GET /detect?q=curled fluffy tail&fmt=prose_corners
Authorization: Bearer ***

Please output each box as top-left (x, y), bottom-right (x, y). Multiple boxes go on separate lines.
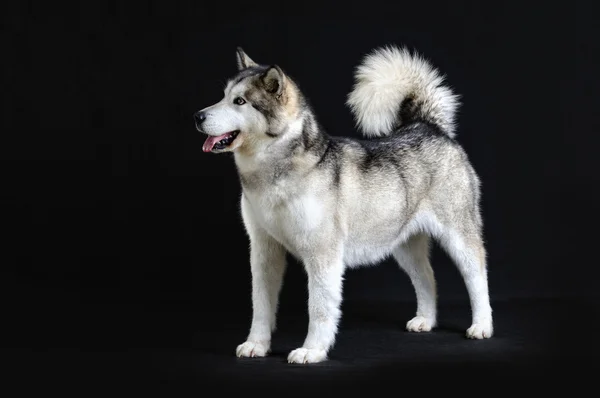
top-left (346, 46), bottom-right (460, 138)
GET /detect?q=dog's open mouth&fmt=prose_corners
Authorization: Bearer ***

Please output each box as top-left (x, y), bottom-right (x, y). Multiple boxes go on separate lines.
top-left (202, 130), bottom-right (240, 153)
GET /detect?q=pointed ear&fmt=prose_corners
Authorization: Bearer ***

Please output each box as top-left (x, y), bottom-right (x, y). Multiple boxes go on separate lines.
top-left (236, 47), bottom-right (257, 70)
top-left (261, 65), bottom-right (285, 96)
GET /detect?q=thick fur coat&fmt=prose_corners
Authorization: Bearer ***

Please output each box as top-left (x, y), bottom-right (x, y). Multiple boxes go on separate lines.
top-left (194, 46), bottom-right (493, 364)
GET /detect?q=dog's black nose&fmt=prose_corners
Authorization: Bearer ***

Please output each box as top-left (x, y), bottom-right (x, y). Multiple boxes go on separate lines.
top-left (194, 112), bottom-right (206, 126)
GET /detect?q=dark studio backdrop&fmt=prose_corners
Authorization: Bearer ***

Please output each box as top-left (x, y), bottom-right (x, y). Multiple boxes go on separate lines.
top-left (2, 0), bottom-right (598, 393)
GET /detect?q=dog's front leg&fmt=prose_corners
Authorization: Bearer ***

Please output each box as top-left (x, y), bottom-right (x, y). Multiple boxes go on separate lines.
top-left (288, 249), bottom-right (345, 364)
top-left (236, 224), bottom-right (287, 358)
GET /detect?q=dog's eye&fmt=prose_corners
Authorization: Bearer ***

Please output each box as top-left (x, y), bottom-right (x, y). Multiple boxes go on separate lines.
top-left (234, 97), bottom-right (246, 105)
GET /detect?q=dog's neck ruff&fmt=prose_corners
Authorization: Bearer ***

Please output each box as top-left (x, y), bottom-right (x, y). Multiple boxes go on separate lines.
top-left (233, 113), bottom-right (329, 186)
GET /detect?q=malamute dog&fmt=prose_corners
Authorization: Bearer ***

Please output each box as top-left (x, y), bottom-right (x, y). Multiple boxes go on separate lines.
top-left (194, 46), bottom-right (493, 364)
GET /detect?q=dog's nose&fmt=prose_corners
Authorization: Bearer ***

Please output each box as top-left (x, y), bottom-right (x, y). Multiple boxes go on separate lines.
top-left (194, 111), bottom-right (206, 126)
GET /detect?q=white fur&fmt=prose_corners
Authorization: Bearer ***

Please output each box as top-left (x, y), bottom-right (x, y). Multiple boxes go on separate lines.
top-left (394, 234), bottom-right (437, 331)
top-left (346, 46), bottom-right (460, 137)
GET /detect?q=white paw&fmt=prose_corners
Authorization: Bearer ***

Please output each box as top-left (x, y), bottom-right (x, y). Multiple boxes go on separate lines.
top-left (287, 347), bottom-right (327, 364)
top-left (236, 341), bottom-right (270, 358)
top-left (406, 316), bottom-right (435, 332)
top-left (466, 322), bottom-right (493, 339)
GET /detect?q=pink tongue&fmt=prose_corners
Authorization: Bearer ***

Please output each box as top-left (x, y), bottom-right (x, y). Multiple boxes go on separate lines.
top-left (202, 132), bottom-right (232, 152)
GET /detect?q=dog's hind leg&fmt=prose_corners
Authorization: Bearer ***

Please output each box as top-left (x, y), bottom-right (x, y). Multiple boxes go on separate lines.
top-left (438, 224), bottom-right (493, 339)
top-left (393, 233), bottom-right (437, 332)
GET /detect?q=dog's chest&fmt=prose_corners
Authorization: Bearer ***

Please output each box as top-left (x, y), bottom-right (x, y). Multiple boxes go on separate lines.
top-left (244, 184), bottom-right (325, 249)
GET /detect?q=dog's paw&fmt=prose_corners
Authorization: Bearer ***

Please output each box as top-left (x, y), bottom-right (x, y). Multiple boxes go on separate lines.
top-left (406, 316), bottom-right (435, 332)
top-left (287, 347), bottom-right (327, 364)
top-left (466, 321), bottom-right (493, 339)
top-left (236, 341), bottom-right (270, 358)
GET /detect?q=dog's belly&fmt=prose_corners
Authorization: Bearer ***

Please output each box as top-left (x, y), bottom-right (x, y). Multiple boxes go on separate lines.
top-left (245, 189), bottom-right (420, 268)
top-left (339, 195), bottom-right (409, 267)
top-left (342, 220), bottom-right (405, 268)
top-left (258, 208), bottom-right (405, 268)
top-left (342, 242), bottom-right (397, 268)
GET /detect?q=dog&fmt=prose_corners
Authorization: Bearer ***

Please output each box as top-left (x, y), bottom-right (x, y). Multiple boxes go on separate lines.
top-left (194, 46), bottom-right (493, 364)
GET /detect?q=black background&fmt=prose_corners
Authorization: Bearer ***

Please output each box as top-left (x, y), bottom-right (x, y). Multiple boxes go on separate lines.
top-left (3, 0), bottom-right (598, 394)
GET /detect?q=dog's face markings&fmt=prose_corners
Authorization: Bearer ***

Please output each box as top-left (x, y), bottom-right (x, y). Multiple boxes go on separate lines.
top-left (195, 48), bottom-right (297, 154)
top-left (241, 66), bottom-right (288, 133)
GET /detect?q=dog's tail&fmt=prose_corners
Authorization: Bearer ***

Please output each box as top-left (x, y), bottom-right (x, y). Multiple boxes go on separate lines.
top-left (346, 46), bottom-right (460, 138)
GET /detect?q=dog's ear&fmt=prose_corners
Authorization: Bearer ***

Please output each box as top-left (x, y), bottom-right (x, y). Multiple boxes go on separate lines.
top-left (236, 47), bottom-right (257, 70)
top-left (261, 65), bottom-right (285, 96)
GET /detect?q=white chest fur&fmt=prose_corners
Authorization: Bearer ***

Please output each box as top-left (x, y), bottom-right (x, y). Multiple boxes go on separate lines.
top-left (242, 184), bottom-right (326, 253)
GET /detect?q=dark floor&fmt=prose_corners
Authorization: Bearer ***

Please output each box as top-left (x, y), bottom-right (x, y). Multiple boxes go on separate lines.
top-left (4, 284), bottom-right (598, 395)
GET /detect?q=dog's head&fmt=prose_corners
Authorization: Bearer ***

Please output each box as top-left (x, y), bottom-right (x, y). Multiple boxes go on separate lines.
top-left (194, 48), bottom-right (301, 154)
